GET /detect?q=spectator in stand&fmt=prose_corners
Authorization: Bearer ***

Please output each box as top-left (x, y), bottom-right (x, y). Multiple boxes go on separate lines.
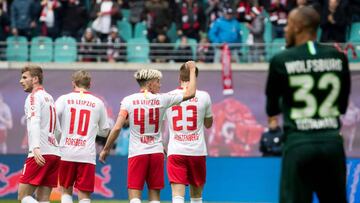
top-left (39, 0), bottom-right (61, 40)
top-left (320, 0), bottom-right (349, 43)
top-left (173, 35), bottom-right (194, 62)
top-left (236, 0), bottom-right (253, 22)
top-left (286, 0), bottom-right (308, 11)
top-left (175, 0), bottom-right (206, 41)
top-left (60, 0), bottom-right (89, 41)
top-left (10, 0), bottom-right (39, 40)
top-left (129, 0), bottom-right (146, 28)
top-left (105, 26), bottom-right (126, 62)
top-left (197, 36), bottom-right (214, 63)
top-left (246, 6), bottom-right (265, 62)
top-left (143, 0), bottom-right (171, 42)
top-left (268, 0), bottom-right (288, 39)
top-left (208, 7), bottom-right (242, 62)
top-left (0, 0), bottom-right (9, 42)
top-left (79, 28), bottom-right (102, 62)
top-left (351, 0), bottom-right (360, 22)
top-left (90, 0), bottom-right (122, 41)
top-left (206, 0), bottom-right (225, 28)
top-left (150, 31), bottom-right (172, 63)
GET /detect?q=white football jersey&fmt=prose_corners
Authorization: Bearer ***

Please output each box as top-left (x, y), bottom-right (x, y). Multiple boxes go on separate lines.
top-left (166, 88), bottom-right (212, 156)
top-left (24, 88), bottom-right (60, 157)
top-left (56, 91), bottom-right (110, 164)
top-left (121, 91), bottom-right (183, 158)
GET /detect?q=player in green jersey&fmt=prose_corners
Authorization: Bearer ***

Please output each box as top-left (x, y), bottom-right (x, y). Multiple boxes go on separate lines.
top-left (265, 6), bottom-right (351, 203)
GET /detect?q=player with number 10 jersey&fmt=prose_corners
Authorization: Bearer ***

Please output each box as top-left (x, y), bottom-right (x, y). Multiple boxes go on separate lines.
top-left (56, 70), bottom-right (109, 203)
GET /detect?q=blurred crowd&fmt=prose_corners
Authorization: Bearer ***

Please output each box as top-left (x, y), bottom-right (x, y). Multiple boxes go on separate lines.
top-left (1, 0), bottom-right (359, 62)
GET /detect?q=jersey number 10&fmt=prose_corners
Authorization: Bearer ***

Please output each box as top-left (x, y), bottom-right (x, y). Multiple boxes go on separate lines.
top-left (69, 108), bottom-right (91, 136)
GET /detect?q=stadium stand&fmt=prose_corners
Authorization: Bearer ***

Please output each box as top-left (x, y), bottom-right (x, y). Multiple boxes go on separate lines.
top-left (30, 37), bottom-right (53, 62)
top-left (126, 37), bottom-right (150, 63)
top-left (54, 37), bottom-right (78, 63)
top-left (6, 36), bottom-right (28, 62)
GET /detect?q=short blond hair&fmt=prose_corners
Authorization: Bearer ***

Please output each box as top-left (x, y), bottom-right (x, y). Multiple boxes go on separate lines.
top-left (72, 70), bottom-right (91, 89)
top-left (134, 69), bottom-right (162, 87)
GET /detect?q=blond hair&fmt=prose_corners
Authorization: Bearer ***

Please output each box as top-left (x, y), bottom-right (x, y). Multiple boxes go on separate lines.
top-left (134, 69), bottom-right (162, 87)
top-left (72, 70), bottom-right (91, 89)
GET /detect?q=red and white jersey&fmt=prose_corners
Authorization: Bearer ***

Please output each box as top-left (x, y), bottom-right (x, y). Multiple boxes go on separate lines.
top-left (166, 89), bottom-right (212, 156)
top-left (121, 91), bottom-right (183, 158)
top-left (56, 91), bottom-right (110, 164)
top-left (24, 88), bottom-right (60, 158)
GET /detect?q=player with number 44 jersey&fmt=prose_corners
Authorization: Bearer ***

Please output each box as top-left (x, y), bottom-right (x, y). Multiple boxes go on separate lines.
top-left (165, 65), bottom-right (213, 203)
top-left (100, 61), bottom-right (198, 203)
top-left (56, 70), bottom-right (110, 203)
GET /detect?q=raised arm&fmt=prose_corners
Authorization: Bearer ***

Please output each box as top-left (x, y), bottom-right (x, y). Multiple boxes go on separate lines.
top-left (182, 61), bottom-right (197, 101)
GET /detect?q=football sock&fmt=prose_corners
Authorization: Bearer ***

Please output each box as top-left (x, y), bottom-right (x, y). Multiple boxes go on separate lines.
top-left (79, 199), bottom-right (91, 203)
top-left (191, 197), bottom-right (203, 203)
top-left (172, 195), bottom-right (185, 203)
top-left (61, 194), bottom-right (73, 203)
top-left (21, 196), bottom-right (38, 203)
top-left (130, 198), bottom-right (141, 203)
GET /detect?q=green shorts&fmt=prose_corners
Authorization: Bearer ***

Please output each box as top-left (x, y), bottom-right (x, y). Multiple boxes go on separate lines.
top-left (280, 134), bottom-right (347, 203)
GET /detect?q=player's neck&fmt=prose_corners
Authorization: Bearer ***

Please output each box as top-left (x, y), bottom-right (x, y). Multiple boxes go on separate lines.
top-left (295, 33), bottom-right (317, 46)
top-left (74, 87), bottom-right (88, 92)
top-left (31, 84), bottom-right (43, 93)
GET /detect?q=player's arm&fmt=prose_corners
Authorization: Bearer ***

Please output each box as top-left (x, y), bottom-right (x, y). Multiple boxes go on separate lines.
top-left (204, 117), bottom-right (213, 129)
top-left (338, 54), bottom-right (351, 114)
top-left (97, 102), bottom-right (111, 137)
top-left (29, 94), bottom-right (45, 166)
top-left (182, 61), bottom-right (197, 101)
top-left (54, 96), bottom-right (65, 143)
top-left (204, 92), bottom-right (213, 129)
top-left (99, 109), bottom-right (127, 163)
top-left (265, 56), bottom-right (284, 130)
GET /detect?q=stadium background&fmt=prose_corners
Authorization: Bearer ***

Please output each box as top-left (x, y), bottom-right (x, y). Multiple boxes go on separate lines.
top-left (0, 62), bottom-right (360, 202)
top-left (1, 0), bottom-right (360, 201)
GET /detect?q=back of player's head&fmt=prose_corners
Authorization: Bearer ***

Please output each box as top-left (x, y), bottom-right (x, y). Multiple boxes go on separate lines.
top-left (72, 70), bottom-right (91, 89)
top-left (21, 65), bottom-right (43, 84)
top-left (294, 6), bottom-right (320, 33)
top-left (179, 63), bottom-right (198, 82)
top-left (134, 69), bottom-right (162, 87)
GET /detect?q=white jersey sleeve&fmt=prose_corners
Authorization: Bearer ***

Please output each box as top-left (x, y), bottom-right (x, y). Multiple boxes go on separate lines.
top-left (166, 89), bottom-right (213, 156)
top-left (97, 101), bottom-right (110, 137)
top-left (25, 89), bottom-right (60, 157)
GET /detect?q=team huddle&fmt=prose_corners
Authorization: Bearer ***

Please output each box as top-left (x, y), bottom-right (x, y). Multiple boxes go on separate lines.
top-left (16, 5), bottom-right (352, 203)
top-left (17, 61), bottom-right (213, 203)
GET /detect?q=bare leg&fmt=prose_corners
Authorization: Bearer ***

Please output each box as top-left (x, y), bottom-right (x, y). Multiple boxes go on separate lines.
top-left (78, 190), bottom-right (91, 201)
top-left (171, 183), bottom-right (185, 203)
top-left (18, 183), bottom-right (38, 201)
top-left (35, 186), bottom-right (52, 202)
top-left (128, 189), bottom-right (142, 202)
top-left (61, 186), bottom-right (73, 203)
top-left (148, 189), bottom-right (161, 201)
top-left (190, 185), bottom-right (203, 203)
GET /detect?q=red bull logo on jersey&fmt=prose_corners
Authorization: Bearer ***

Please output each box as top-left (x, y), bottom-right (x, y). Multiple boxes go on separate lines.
top-left (0, 163), bottom-right (22, 196)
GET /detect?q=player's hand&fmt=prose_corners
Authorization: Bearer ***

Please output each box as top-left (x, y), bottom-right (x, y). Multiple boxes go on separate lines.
top-left (185, 61), bottom-right (196, 72)
top-left (99, 149), bottom-right (110, 164)
top-left (33, 148), bottom-right (46, 166)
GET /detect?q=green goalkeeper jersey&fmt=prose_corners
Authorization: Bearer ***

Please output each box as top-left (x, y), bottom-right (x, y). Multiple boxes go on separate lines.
top-left (265, 41), bottom-right (351, 137)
